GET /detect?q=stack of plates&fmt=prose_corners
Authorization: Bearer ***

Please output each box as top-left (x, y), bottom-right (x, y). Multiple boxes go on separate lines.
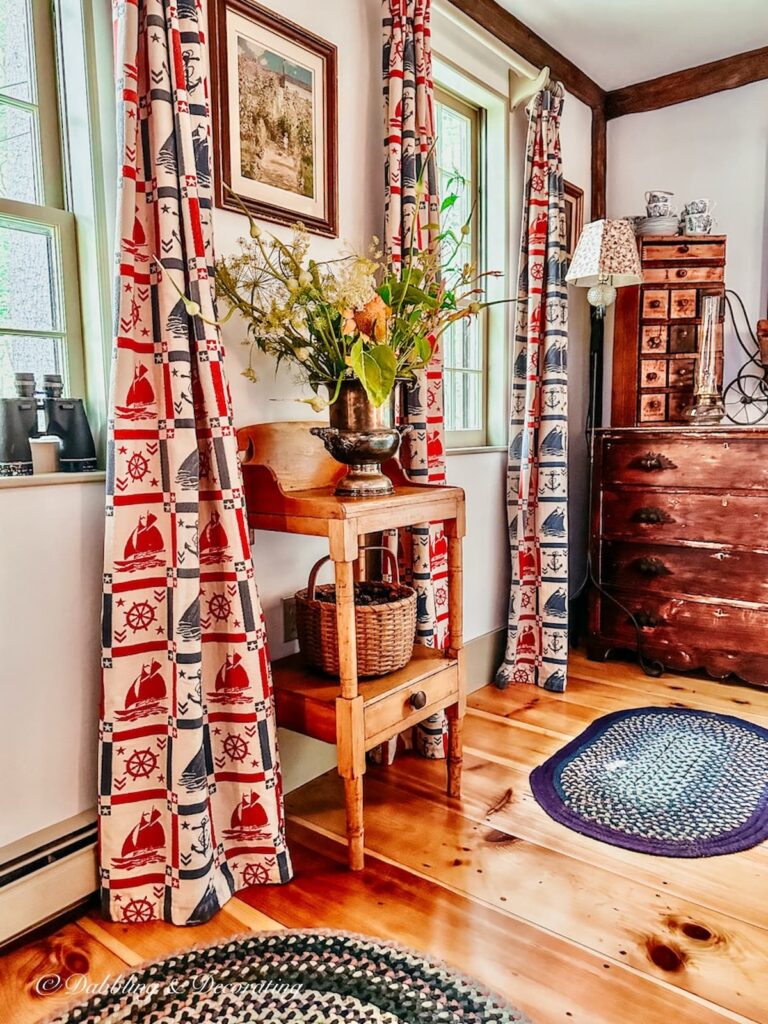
top-left (636, 215), bottom-right (679, 236)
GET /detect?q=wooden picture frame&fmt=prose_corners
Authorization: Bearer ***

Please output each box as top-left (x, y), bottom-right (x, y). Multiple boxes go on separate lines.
top-left (209, 0), bottom-right (338, 238)
top-left (564, 181), bottom-right (585, 260)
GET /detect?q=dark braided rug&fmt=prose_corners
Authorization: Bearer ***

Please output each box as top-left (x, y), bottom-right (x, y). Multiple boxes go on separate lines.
top-left (530, 706), bottom-right (768, 857)
top-left (49, 930), bottom-right (529, 1023)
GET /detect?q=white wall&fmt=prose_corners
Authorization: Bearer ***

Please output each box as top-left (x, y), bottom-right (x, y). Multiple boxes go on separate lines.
top-left (606, 80), bottom-right (768, 409)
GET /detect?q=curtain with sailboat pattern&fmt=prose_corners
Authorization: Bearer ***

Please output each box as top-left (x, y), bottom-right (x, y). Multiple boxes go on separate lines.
top-left (98, 0), bottom-right (291, 926)
top-left (382, 0), bottom-right (449, 759)
top-left (495, 86), bottom-right (569, 692)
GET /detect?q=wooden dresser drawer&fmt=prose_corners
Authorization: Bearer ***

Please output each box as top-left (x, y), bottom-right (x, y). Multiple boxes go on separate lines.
top-left (642, 289), bottom-right (668, 319)
top-left (602, 433), bottom-right (768, 490)
top-left (601, 487), bottom-right (768, 550)
top-left (641, 326), bottom-right (668, 353)
top-left (670, 288), bottom-right (698, 319)
top-left (597, 589), bottom-right (768, 664)
top-left (601, 541), bottom-right (768, 605)
top-left (641, 238), bottom-right (726, 263)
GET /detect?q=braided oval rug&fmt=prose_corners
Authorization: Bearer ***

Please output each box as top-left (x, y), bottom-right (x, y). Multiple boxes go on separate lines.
top-left (47, 930), bottom-right (528, 1024)
top-left (530, 706), bottom-right (768, 857)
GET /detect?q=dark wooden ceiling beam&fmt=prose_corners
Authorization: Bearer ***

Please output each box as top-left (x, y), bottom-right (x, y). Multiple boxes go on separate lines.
top-left (605, 46), bottom-right (768, 119)
top-left (446, 0), bottom-right (605, 111)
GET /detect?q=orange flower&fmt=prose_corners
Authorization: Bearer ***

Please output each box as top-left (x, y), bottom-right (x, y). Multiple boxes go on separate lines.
top-left (354, 295), bottom-right (391, 342)
top-left (340, 308), bottom-right (357, 336)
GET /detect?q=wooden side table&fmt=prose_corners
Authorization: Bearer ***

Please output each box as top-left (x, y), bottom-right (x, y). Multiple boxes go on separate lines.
top-left (237, 422), bottom-right (466, 869)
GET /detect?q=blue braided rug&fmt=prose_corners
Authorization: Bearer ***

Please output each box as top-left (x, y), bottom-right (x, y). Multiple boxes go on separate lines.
top-left (530, 707), bottom-right (768, 857)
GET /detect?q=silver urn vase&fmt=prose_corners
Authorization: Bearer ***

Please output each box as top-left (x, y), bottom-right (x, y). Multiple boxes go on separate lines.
top-left (311, 379), bottom-right (406, 497)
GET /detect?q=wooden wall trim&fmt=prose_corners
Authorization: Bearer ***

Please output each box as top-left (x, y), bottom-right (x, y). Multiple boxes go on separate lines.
top-left (446, 0), bottom-right (605, 111)
top-left (605, 46), bottom-right (768, 119)
top-left (590, 106), bottom-right (606, 220)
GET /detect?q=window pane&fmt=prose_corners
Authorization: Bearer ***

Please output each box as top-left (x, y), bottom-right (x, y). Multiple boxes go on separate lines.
top-left (445, 370), bottom-right (482, 432)
top-left (0, 333), bottom-right (64, 394)
top-left (0, 0), bottom-right (35, 103)
top-left (0, 100), bottom-right (41, 203)
top-left (0, 218), bottom-right (62, 331)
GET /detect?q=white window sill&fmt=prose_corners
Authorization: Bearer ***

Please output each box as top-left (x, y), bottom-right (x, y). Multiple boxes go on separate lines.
top-left (0, 470), bottom-right (105, 490)
top-left (446, 445), bottom-right (507, 456)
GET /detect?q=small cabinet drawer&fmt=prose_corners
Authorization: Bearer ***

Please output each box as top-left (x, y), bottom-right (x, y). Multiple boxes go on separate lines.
top-left (641, 326), bottom-right (668, 353)
top-left (642, 239), bottom-right (726, 263)
top-left (669, 324), bottom-right (697, 353)
top-left (601, 541), bottom-right (768, 605)
top-left (639, 392), bottom-right (667, 423)
top-left (640, 359), bottom-right (667, 387)
top-left (670, 288), bottom-right (698, 318)
top-left (669, 358), bottom-right (695, 386)
top-left (364, 661), bottom-right (458, 747)
top-left (602, 434), bottom-right (768, 490)
top-left (644, 265), bottom-right (724, 284)
top-left (643, 289), bottom-right (668, 319)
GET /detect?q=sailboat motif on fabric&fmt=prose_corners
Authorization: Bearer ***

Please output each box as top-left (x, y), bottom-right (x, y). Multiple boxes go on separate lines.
top-left (199, 511), bottom-right (231, 565)
top-left (121, 209), bottom-right (150, 263)
top-left (115, 661), bottom-right (166, 721)
top-left (112, 808), bottom-right (165, 869)
top-left (222, 790), bottom-right (269, 841)
top-left (114, 512), bottom-right (165, 572)
top-left (206, 652), bottom-right (253, 706)
top-left (115, 363), bottom-right (156, 421)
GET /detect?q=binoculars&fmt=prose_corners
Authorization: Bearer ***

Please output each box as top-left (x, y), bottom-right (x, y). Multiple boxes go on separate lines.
top-left (0, 373), bottom-right (97, 477)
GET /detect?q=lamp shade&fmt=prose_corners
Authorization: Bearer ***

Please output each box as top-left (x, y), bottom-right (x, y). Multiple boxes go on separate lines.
top-left (565, 218), bottom-right (642, 289)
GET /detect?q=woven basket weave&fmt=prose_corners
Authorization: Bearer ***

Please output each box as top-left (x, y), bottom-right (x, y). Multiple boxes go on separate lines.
top-left (296, 548), bottom-right (416, 678)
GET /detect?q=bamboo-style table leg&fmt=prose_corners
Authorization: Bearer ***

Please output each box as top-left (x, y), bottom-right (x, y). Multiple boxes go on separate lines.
top-left (330, 526), bottom-right (366, 870)
top-left (446, 517), bottom-right (465, 799)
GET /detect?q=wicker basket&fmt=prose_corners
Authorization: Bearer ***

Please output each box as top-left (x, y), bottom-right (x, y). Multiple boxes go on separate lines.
top-left (295, 547), bottom-right (416, 678)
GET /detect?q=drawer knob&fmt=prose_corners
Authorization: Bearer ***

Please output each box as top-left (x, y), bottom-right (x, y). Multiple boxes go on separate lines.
top-left (630, 452), bottom-right (677, 472)
top-left (631, 506), bottom-right (674, 525)
top-left (678, 244), bottom-right (690, 254)
top-left (676, 268), bottom-right (688, 278)
top-left (409, 690), bottom-right (428, 710)
top-left (649, 299), bottom-right (662, 308)
top-left (634, 610), bottom-right (665, 628)
top-left (633, 556), bottom-right (672, 577)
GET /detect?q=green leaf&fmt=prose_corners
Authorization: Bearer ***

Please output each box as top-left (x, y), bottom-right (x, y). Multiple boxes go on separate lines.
top-left (349, 338), bottom-right (397, 407)
top-left (414, 335), bottom-right (433, 362)
top-left (440, 194), bottom-right (459, 213)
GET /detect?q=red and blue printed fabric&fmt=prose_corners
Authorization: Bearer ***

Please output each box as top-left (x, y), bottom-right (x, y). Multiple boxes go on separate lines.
top-left (99, 0), bottom-right (291, 926)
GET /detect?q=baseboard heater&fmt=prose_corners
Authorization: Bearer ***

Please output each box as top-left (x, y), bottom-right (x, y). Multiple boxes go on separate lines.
top-left (0, 812), bottom-right (98, 946)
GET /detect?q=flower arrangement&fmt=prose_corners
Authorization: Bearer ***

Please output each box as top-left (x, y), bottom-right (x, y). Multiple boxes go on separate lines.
top-left (213, 176), bottom-right (505, 411)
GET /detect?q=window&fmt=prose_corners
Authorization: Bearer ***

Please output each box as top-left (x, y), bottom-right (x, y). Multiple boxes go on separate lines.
top-left (0, 0), bottom-right (84, 397)
top-left (435, 87), bottom-right (486, 448)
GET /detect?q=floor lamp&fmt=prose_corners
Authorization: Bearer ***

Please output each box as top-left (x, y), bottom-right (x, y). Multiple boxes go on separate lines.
top-left (565, 219), bottom-right (663, 676)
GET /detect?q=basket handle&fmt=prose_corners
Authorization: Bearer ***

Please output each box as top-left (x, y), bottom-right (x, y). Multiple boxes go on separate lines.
top-left (306, 546), bottom-right (400, 599)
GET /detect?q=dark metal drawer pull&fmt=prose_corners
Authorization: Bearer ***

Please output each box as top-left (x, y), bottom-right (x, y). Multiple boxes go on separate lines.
top-left (630, 452), bottom-right (677, 472)
top-left (649, 299), bottom-right (662, 309)
top-left (409, 690), bottom-right (427, 710)
top-left (631, 506), bottom-right (674, 525)
top-left (633, 610), bottom-right (665, 628)
top-left (632, 556), bottom-right (672, 577)
top-left (675, 268), bottom-right (688, 278)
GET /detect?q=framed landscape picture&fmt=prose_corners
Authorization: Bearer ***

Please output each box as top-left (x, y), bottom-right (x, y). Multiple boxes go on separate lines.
top-left (564, 181), bottom-right (584, 261)
top-left (209, 0), bottom-right (338, 237)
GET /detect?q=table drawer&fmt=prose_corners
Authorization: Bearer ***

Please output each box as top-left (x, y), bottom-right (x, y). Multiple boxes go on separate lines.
top-left (601, 540), bottom-right (768, 605)
top-left (364, 660), bottom-right (458, 746)
top-left (644, 265), bottom-right (724, 284)
top-left (670, 288), bottom-right (698, 319)
top-left (602, 435), bottom-right (768, 490)
top-left (641, 326), bottom-right (668, 353)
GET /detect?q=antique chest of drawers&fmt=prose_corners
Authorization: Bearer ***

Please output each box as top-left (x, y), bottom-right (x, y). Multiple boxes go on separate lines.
top-left (588, 427), bottom-right (768, 686)
top-left (612, 235), bottom-right (726, 427)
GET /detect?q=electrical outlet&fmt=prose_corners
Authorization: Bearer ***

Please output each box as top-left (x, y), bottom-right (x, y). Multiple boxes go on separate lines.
top-left (282, 596), bottom-right (297, 643)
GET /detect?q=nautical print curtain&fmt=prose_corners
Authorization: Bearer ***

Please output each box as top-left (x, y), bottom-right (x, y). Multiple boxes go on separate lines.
top-left (99, 0), bottom-right (291, 926)
top-left (495, 86), bottom-right (569, 692)
top-left (382, 0), bottom-right (448, 758)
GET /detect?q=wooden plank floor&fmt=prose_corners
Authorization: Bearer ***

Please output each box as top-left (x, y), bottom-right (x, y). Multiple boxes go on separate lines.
top-left (3, 651), bottom-right (767, 1023)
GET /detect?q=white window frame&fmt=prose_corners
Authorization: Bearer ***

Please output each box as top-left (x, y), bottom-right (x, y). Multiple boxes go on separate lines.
top-left (434, 57), bottom-right (510, 451)
top-left (0, 0), bottom-right (86, 399)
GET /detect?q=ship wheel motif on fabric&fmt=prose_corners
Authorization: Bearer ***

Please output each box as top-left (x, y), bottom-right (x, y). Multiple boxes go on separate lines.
top-left (125, 747), bottom-right (159, 779)
top-left (127, 451), bottom-right (150, 481)
top-left (121, 897), bottom-right (155, 923)
top-left (242, 863), bottom-right (269, 886)
top-left (223, 734), bottom-right (248, 762)
top-left (208, 593), bottom-right (231, 621)
top-left (126, 600), bottom-right (155, 632)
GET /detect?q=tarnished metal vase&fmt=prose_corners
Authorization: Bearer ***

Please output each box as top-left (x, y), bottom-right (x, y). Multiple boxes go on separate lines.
top-left (310, 379), bottom-right (405, 497)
